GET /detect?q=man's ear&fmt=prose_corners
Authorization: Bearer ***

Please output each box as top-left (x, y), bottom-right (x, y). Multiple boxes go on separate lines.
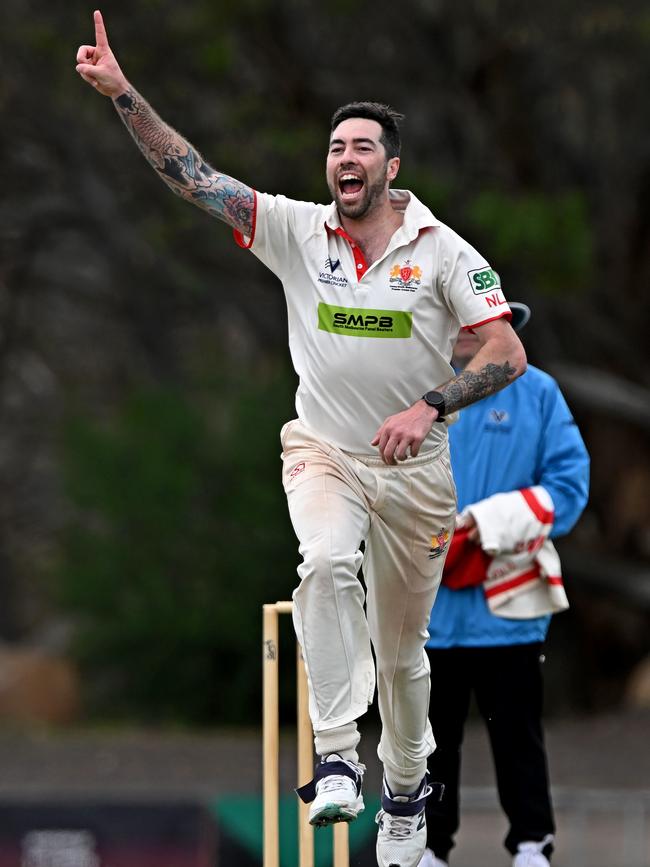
top-left (387, 157), bottom-right (400, 182)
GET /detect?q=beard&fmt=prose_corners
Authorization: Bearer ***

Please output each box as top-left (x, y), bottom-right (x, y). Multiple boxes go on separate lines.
top-left (329, 172), bottom-right (388, 220)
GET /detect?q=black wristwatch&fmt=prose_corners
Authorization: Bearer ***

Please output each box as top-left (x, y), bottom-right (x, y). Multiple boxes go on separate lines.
top-left (422, 390), bottom-right (446, 421)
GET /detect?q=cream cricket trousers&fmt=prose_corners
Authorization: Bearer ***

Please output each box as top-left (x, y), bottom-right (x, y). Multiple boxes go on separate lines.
top-left (280, 419), bottom-right (457, 787)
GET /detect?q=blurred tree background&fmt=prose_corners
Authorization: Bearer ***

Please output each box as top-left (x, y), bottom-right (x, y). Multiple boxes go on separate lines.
top-left (0, 0), bottom-right (649, 724)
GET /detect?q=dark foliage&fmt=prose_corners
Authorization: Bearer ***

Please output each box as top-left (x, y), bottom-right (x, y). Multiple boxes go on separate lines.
top-left (1, 0), bottom-right (649, 721)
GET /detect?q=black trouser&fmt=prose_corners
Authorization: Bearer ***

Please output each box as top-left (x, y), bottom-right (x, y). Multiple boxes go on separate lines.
top-left (425, 643), bottom-right (555, 862)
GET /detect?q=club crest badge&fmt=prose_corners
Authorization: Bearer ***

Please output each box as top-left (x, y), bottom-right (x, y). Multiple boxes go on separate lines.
top-left (429, 527), bottom-right (451, 559)
top-left (390, 259), bottom-right (422, 292)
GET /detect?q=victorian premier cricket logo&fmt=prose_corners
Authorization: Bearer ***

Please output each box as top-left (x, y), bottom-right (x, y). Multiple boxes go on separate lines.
top-left (318, 257), bottom-right (349, 287)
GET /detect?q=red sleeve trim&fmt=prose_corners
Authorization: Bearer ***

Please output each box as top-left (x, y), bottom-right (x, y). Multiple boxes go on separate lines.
top-left (464, 311), bottom-right (512, 332)
top-left (233, 189), bottom-right (258, 249)
top-left (484, 566), bottom-right (540, 597)
top-left (485, 566), bottom-right (564, 598)
top-left (520, 488), bottom-right (554, 525)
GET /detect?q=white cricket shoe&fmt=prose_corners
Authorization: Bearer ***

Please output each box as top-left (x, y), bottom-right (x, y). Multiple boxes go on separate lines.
top-left (417, 848), bottom-right (448, 867)
top-left (297, 754), bottom-right (365, 826)
top-left (376, 776), bottom-right (432, 867)
top-left (512, 835), bottom-right (553, 867)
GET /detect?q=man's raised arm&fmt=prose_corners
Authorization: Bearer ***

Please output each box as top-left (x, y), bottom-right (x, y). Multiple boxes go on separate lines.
top-left (76, 10), bottom-right (254, 236)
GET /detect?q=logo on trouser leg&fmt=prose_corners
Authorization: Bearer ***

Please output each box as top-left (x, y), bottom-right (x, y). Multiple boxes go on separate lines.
top-left (429, 528), bottom-right (450, 559)
top-left (290, 461), bottom-right (306, 480)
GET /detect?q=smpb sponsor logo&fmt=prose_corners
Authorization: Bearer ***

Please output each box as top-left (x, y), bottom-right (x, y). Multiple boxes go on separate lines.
top-left (468, 267), bottom-right (501, 295)
top-left (318, 303), bottom-right (412, 338)
top-left (390, 259), bottom-right (422, 292)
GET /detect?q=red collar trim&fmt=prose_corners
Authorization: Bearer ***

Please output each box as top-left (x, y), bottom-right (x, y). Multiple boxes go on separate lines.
top-left (325, 223), bottom-right (369, 279)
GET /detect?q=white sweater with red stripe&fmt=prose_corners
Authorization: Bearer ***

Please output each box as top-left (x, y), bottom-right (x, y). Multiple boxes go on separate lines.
top-left (463, 486), bottom-right (569, 619)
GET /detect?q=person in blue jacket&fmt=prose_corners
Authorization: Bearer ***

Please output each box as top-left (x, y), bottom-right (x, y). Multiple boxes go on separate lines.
top-left (418, 303), bottom-right (590, 867)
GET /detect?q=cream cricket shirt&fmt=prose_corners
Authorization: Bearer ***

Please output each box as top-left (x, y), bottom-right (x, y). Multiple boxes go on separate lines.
top-left (235, 188), bottom-right (511, 455)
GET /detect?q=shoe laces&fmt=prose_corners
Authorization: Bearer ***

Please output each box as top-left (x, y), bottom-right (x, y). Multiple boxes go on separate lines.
top-left (377, 809), bottom-right (419, 839)
top-left (317, 774), bottom-right (356, 794)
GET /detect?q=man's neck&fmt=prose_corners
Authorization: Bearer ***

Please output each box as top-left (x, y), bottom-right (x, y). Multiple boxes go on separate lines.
top-left (338, 198), bottom-right (404, 265)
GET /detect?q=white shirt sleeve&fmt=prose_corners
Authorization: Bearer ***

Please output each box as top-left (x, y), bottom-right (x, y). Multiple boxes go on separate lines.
top-left (233, 192), bottom-right (320, 281)
top-left (437, 225), bottom-right (512, 329)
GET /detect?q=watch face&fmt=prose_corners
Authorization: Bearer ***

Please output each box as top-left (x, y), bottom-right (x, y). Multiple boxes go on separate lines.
top-left (425, 391), bottom-right (443, 408)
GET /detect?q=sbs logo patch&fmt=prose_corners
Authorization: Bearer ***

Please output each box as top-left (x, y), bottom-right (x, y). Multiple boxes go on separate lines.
top-left (468, 268), bottom-right (501, 295)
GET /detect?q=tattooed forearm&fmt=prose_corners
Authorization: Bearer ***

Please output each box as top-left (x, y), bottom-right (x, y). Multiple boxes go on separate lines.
top-left (440, 360), bottom-right (517, 414)
top-left (113, 89), bottom-right (254, 235)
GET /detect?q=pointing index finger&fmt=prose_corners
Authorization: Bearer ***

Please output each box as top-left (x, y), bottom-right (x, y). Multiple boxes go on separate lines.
top-left (94, 9), bottom-right (109, 49)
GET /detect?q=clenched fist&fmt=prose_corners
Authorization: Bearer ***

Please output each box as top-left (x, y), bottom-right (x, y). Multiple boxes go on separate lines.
top-left (371, 400), bottom-right (439, 465)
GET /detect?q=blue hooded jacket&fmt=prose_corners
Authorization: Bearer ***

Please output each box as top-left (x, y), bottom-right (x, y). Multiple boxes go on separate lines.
top-left (426, 365), bottom-right (590, 648)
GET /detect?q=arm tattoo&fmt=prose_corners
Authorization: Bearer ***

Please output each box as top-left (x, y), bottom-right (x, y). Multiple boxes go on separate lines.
top-left (440, 361), bottom-right (516, 414)
top-left (114, 89), bottom-right (254, 236)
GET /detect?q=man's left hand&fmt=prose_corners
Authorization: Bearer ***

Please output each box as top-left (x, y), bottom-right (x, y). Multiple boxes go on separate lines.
top-left (371, 400), bottom-right (438, 465)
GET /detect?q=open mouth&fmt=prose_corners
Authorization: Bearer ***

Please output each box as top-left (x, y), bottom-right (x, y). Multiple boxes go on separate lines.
top-left (338, 173), bottom-right (365, 201)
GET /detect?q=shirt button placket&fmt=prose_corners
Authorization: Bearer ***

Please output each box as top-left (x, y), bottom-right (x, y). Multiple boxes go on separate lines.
top-left (353, 247), bottom-right (368, 279)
